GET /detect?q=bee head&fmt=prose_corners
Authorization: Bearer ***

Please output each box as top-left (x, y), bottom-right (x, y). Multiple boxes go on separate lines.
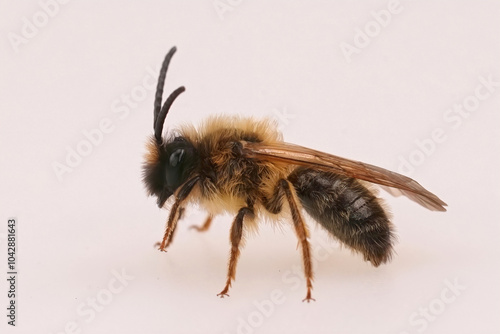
top-left (143, 136), bottom-right (198, 208)
top-left (142, 46), bottom-right (197, 208)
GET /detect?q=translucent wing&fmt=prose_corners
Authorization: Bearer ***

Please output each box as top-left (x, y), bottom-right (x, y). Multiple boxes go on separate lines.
top-left (241, 141), bottom-right (447, 212)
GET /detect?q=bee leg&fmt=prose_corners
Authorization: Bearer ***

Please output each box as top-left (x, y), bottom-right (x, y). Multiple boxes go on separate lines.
top-left (280, 180), bottom-right (315, 302)
top-left (177, 207), bottom-right (185, 221)
top-left (217, 206), bottom-right (254, 298)
top-left (158, 201), bottom-right (182, 251)
top-left (189, 214), bottom-right (213, 232)
top-left (158, 177), bottom-right (199, 252)
top-left (155, 207), bottom-right (185, 248)
top-left (162, 207), bottom-right (185, 248)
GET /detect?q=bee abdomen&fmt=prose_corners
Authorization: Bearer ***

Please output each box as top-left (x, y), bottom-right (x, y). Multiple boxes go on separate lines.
top-left (288, 167), bottom-right (395, 266)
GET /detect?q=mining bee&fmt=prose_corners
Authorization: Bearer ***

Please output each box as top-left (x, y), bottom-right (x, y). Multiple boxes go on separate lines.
top-left (142, 47), bottom-right (447, 302)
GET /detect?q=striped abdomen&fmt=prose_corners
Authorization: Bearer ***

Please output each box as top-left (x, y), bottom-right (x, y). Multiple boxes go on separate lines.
top-left (288, 167), bottom-right (395, 266)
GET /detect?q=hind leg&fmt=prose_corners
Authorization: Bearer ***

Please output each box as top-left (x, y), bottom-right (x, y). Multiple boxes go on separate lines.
top-left (264, 179), bottom-right (315, 302)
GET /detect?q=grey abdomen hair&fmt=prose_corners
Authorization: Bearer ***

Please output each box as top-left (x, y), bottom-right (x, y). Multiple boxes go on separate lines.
top-left (288, 167), bottom-right (395, 266)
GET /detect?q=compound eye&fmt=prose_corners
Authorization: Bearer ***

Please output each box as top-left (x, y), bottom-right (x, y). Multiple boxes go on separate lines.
top-left (169, 149), bottom-right (185, 167)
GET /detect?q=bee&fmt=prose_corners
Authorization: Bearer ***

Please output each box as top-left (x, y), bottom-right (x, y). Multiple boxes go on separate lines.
top-left (142, 47), bottom-right (447, 302)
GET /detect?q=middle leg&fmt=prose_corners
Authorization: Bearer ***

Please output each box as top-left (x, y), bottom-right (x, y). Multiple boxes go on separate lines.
top-left (217, 206), bottom-right (254, 298)
top-left (189, 214), bottom-right (214, 232)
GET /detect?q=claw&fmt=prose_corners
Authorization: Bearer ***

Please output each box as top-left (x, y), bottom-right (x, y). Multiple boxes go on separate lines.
top-left (189, 225), bottom-right (203, 231)
top-left (217, 284), bottom-right (231, 298)
top-left (217, 292), bottom-right (230, 298)
top-left (302, 290), bottom-right (316, 303)
top-left (154, 241), bottom-right (168, 252)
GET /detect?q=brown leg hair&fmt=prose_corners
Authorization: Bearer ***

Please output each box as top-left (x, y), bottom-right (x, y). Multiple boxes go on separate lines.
top-left (154, 207), bottom-right (184, 249)
top-left (158, 177), bottom-right (199, 251)
top-left (217, 206), bottom-right (254, 298)
top-left (189, 214), bottom-right (214, 232)
top-left (159, 201), bottom-right (182, 251)
top-left (164, 207), bottom-right (186, 248)
top-left (282, 180), bottom-right (315, 302)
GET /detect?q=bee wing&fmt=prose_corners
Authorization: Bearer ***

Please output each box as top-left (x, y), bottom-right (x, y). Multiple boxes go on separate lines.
top-left (378, 185), bottom-right (405, 197)
top-left (241, 141), bottom-right (447, 212)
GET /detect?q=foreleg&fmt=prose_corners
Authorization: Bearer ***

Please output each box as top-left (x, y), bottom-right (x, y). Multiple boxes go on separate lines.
top-left (158, 177), bottom-right (199, 251)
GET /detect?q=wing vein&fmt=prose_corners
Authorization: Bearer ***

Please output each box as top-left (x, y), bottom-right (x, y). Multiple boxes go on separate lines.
top-left (242, 141), bottom-right (447, 212)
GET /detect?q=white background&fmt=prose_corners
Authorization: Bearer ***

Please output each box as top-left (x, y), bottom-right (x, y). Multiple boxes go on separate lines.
top-left (1, 1), bottom-right (499, 333)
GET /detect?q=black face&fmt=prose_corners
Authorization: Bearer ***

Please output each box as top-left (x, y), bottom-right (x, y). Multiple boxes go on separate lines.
top-left (143, 137), bottom-right (199, 208)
